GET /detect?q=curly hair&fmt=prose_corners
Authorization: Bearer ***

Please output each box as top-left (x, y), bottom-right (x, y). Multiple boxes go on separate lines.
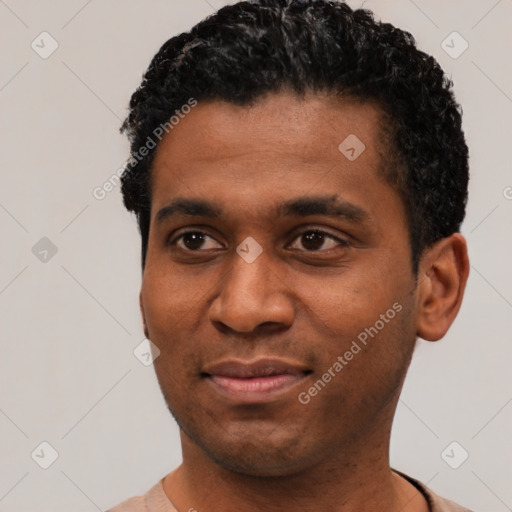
top-left (120, 0), bottom-right (469, 272)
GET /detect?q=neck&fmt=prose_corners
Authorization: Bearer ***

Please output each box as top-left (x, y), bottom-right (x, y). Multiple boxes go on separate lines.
top-left (163, 407), bottom-right (429, 512)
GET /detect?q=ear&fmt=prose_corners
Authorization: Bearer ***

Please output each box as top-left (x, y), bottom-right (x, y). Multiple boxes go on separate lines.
top-left (140, 290), bottom-right (150, 339)
top-left (416, 234), bottom-right (469, 341)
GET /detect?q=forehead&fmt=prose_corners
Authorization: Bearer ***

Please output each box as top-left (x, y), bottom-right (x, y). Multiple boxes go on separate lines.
top-left (152, 92), bottom-right (385, 170)
top-left (148, 92), bottom-right (401, 229)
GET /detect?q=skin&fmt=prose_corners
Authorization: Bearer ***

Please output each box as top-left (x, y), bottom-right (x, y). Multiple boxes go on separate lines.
top-left (139, 91), bottom-right (469, 512)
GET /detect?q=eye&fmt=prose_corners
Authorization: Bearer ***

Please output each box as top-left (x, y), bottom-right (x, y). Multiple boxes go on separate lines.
top-left (169, 228), bottom-right (349, 253)
top-left (288, 229), bottom-right (349, 252)
top-left (170, 230), bottom-right (223, 251)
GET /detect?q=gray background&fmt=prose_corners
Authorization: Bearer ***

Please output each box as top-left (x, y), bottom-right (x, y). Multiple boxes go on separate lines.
top-left (0, 1), bottom-right (511, 511)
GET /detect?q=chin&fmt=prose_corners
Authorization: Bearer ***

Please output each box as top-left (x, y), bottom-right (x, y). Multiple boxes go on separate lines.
top-left (181, 415), bottom-right (318, 477)
top-left (207, 444), bottom-right (313, 478)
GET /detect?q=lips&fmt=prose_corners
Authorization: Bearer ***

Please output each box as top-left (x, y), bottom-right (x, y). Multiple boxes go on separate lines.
top-left (202, 358), bottom-right (311, 403)
top-left (203, 358), bottom-right (309, 378)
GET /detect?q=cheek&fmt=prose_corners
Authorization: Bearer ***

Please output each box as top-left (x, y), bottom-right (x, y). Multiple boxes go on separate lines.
top-left (140, 264), bottom-right (218, 378)
top-left (141, 269), bottom-right (194, 376)
top-left (301, 301), bottom-right (415, 420)
top-left (296, 267), bottom-right (403, 333)
top-left (141, 262), bottom-right (201, 332)
top-left (295, 265), bottom-right (415, 383)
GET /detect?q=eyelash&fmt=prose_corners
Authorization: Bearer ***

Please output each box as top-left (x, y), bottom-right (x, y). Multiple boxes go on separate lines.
top-left (168, 228), bottom-right (350, 253)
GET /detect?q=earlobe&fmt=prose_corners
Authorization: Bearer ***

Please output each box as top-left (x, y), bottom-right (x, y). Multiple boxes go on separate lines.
top-left (416, 234), bottom-right (469, 342)
top-left (140, 291), bottom-right (150, 339)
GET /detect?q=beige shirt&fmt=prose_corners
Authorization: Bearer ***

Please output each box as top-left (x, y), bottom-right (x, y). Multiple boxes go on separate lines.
top-left (107, 471), bottom-right (474, 512)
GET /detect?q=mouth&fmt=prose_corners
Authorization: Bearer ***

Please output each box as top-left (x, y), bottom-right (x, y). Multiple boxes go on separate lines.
top-left (201, 358), bottom-right (312, 403)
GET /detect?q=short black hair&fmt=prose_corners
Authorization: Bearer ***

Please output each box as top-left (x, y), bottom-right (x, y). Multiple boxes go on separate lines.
top-left (120, 0), bottom-right (469, 272)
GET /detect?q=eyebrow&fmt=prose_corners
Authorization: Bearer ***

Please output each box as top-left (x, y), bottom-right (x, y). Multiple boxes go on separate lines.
top-left (155, 195), bottom-right (371, 225)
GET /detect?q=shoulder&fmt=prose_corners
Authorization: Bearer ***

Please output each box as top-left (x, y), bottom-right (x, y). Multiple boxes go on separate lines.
top-left (428, 488), bottom-right (475, 512)
top-left (106, 479), bottom-right (177, 512)
top-left (107, 494), bottom-right (146, 512)
top-left (395, 470), bottom-right (475, 512)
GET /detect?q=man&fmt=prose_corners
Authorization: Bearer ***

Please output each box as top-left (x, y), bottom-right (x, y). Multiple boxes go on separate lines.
top-left (109, 0), bottom-right (472, 510)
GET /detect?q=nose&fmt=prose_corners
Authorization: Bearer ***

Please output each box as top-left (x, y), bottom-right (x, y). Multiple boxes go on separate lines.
top-left (208, 248), bottom-right (295, 334)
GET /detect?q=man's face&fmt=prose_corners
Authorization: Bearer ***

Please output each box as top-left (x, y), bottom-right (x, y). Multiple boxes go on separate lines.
top-left (141, 92), bottom-right (420, 476)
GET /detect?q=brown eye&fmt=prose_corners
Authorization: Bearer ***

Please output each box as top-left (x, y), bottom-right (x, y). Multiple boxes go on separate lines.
top-left (289, 230), bottom-right (349, 252)
top-left (171, 231), bottom-right (222, 251)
